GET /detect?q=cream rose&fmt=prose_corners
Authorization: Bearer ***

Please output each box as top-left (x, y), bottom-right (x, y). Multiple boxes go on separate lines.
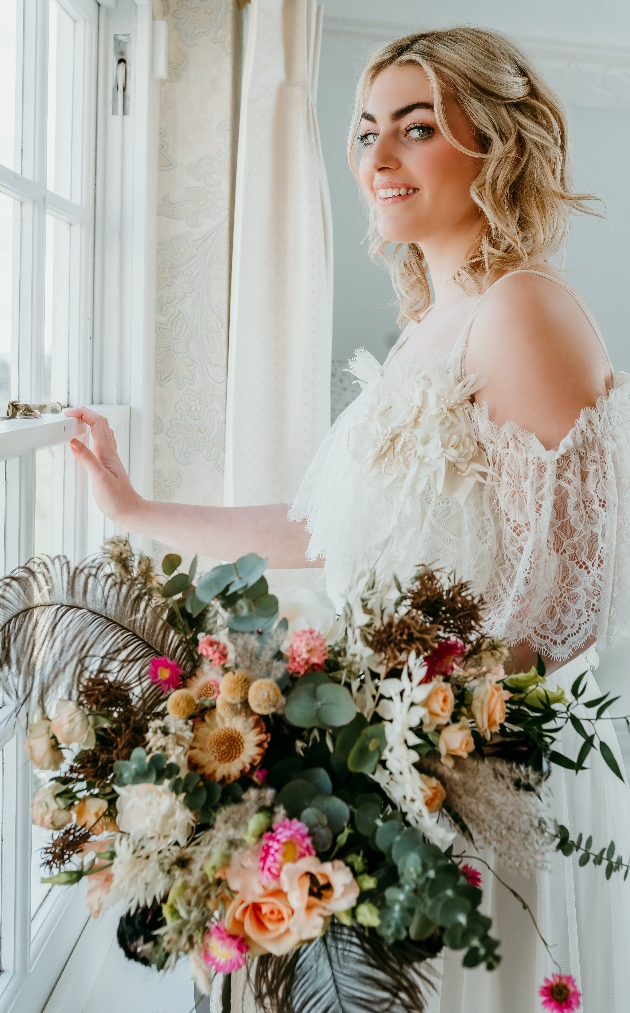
top-left (31, 782), bottom-right (73, 830)
top-left (422, 679), bottom-right (455, 732)
top-left (471, 677), bottom-right (507, 740)
top-left (24, 718), bottom-right (64, 770)
top-left (438, 718), bottom-right (475, 768)
top-left (419, 774), bottom-right (447, 813)
top-left (115, 783), bottom-right (194, 845)
top-left (274, 587), bottom-right (340, 644)
top-left (280, 857), bottom-right (360, 940)
top-left (51, 699), bottom-right (96, 749)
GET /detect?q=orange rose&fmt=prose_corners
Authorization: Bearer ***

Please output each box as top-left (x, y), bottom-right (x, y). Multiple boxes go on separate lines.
top-left (225, 889), bottom-right (300, 956)
top-left (471, 677), bottom-right (507, 740)
top-left (280, 857), bottom-right (360, 940)
top-left (73, 796), bottom-right (117, 835)
top-left (80, 840), bottom-right (114, 918)
top-left (422, 679), bottom-right (455, 732)
top-left (439, 718), bottom-right (475, 767)
top-left (419, 774), bottom-right (446, 813)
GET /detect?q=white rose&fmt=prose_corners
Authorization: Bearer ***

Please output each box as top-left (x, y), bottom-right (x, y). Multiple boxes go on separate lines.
top-left (115, 783), bottom-right (194, 845)
top-left (24, 718), bottom-right (64, 770)
top-left (274, 586), bottom-right (340, 644)
top-left (50, 700), bottom-right (96, 749)
top-left (31, 782), bottom-right (73, 830)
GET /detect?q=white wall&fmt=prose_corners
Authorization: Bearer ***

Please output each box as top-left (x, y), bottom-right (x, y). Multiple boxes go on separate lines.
top-left (317, 7), bottom-right (630, 373)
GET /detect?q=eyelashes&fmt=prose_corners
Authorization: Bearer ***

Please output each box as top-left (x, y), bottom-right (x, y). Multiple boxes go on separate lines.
top-left (357, 123), bottom-right (435, 148)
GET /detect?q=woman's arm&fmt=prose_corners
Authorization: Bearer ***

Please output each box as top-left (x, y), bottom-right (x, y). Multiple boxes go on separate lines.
top-left (65, 408), bottom-right (320, 568)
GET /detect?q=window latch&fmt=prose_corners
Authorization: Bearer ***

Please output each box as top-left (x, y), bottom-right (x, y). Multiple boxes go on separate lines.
top-left (112, 34), bottom-right (130, 115)
top-left (3, 401), bottom-right (64, 419)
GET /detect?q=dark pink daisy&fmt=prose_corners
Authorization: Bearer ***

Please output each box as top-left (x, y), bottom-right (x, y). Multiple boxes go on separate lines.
top-left (460, 863), bottom-right (482, 889)
top-left (147, 656), bottom-right (183, 693)
top-left (259, 818), bottom-right (315, 880)
top-left (539, 974), bottom-right (582, 1012)
top-left (286, 628), bottom-right (328, 676)
top-left (423, 638), bottom-right (465, 682)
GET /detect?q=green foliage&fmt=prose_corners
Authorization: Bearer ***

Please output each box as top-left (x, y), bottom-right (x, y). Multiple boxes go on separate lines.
top-left (114, 749), bottom-right (221, 823)
top-left (285, 676), bottom-right (356, 729)
top-left (553, 823), bottom-right (630, 880)
top-left (347, 724), bottom-right (387, 774)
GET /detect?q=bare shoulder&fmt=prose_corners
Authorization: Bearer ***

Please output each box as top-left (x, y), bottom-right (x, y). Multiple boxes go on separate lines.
top-left (465, 269), bottom-right (612, 450)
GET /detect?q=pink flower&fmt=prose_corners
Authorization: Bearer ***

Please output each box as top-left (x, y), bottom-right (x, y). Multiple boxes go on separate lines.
top-left (252, 768), bottom-right (268, 785)
top-left (198, 636), bottom-right (229, 667)
top-left (280, 856), bottom-right (360, 939)
top-left (147, 656), bottom-right (183, 693)
top-left (286, 629), bottom-right (328, 676)
top-left (539, 974), bottom-right (582, 1012)
top-left (259, 819), bottom-right (315, 881)
top-left (423, 638), bottom-right (465, 682)
top-left (460, 863), bottom-right (482, 889)
top-left (201, 920), bottom-right (248, 973)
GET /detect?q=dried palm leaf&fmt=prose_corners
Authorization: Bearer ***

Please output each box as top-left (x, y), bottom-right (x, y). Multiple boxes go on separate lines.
top-left (0, 554), bottom-right (196, 720)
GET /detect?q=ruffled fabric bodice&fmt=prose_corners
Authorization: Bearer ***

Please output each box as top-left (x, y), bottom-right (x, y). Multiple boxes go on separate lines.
top-left (289, 332), bottom-right (630, 661)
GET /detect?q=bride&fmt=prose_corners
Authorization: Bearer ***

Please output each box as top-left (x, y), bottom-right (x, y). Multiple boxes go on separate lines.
top-left (67, 26), bottom-right (630, 1013)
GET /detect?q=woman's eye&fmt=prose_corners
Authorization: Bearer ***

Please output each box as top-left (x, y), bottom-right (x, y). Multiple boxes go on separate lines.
top-left (358, 131), bottom-right (378, 148)
top-left (406, 124), bottom-right (434, 141)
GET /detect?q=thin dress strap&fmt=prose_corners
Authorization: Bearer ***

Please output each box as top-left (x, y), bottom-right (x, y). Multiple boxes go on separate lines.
top-left (457, 269), bottom-right (614, 377)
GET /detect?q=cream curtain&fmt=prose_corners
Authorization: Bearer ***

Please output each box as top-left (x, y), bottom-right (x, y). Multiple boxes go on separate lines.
top-left (224, 0), bottom-right (333, 507)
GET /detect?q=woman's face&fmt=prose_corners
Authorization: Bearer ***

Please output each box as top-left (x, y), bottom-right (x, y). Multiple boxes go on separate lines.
top-left (358, 63), bottom-right (483, 246)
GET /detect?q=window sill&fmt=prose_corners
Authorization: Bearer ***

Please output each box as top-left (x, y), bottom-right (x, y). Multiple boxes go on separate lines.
top-left (0, 416), bottom-right (87, 462)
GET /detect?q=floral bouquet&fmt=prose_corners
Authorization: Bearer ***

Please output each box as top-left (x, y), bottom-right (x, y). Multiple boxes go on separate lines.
top-left (1, 540), bottom-right (624, 1012)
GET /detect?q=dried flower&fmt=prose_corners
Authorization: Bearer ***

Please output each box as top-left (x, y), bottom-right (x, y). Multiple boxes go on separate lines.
top-left (539, 974), bottom-right (582, 1012)
top-left (216, 696), bottom-right (250, 720)
top-left (167, 689), bottom-right (197, 720)
top-left (148, 656), bottom-right (183, 693)
top-left (102, 535), bottom-right (134, 577)
top-left (248, 680), bottom-right (283, 715)
top-left (146, 715), bottom-right (194, 773)
top-left (31, 782), bottom-right (73, 830)
top-left (51, 699), bottom-right (96, 749)
top-left (198, 636), bottom-right (230, 666)
top-left (460, 863), bottom-right (482, 889)
top-left (116, 783), bottom-right (194, 845)
top-left (252, 768), bottom-right (268, 785)
top-left (201, 920), bottom-right (249, 973)
top-left (286, 629), bottom-right (328, 676)
top-left (220, 672), bottom-right (251, 705)
top-left (188, 710), bottom-right (269, 783)
top-left (186, 667), bottom-right (221, 702)
top-left (24, 718), bottom-right (64, 770)
top-left (438, 719), bottom-right (476, 767)
top-left (423, 638), bottom-right (465, 682)
top-left (259, 819), bottom-right (315, 882)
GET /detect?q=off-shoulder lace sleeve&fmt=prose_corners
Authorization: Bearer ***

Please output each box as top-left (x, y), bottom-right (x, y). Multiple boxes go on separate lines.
top-left (474, 372), bottom-right (630, 659)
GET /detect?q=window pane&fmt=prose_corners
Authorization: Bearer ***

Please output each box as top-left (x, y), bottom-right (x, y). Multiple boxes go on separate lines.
top-left (47, 0), bottom-right (75, 200)
top-left (44, 214), bottom-right (71, 404)
top-left (0, 0), bottom-right (17, 171)
top-left (0, 192), bottom-right (17, 413)
top-left (31, 767), bottom-right (53, 919)
top-left (35, 449), bottom-right (52, 557)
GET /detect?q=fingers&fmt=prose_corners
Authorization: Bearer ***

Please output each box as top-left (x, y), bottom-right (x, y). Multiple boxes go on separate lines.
top-left (69, 438), bottom-right (109, 477)
top-left (66, 407), bottom-right (121, 474)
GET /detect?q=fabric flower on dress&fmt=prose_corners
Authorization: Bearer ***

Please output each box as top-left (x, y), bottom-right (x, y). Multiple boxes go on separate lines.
top-left (539, 974), bottom-right (582, 1012)
top-left (188, 710), bottom-right (269, 783)
top-left (346, 350), bottom-right (487, 507)
top-left (147, 656), bottom-right (183, 692)
top-left (201, 920), bottom-right (249, 973)
top-left (286, 629), bottom-right (328, 676)
top-left (259, 819), bottom-right (315, 881)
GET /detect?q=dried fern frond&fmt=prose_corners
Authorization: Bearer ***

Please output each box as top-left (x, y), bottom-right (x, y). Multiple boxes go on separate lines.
top-left (0, 555), bottom-right (196, 719)
top-left (41, 822), bottom-right (92, 873)
top-left (416, 753), bottom-right (551, 877)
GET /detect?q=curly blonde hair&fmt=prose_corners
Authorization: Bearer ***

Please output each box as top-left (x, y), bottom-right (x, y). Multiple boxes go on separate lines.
top-left (348, 27), bottom-right (600, 323)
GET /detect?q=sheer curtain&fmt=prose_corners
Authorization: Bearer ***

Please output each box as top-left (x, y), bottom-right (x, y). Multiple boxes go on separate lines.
top-left (224, 0), bottom-right (332, 508)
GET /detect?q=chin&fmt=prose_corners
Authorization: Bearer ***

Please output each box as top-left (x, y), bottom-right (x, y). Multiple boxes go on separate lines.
top-left (376, 217), bottom-right (425, 244)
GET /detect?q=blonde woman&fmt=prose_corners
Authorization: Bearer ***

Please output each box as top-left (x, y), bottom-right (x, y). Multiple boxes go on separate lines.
top-left (68, 27), bottom-right (630, 1011)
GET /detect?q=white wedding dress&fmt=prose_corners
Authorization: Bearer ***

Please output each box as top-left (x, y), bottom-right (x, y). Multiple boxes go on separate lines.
top-left (285, 270), bottom-right (630, 1013)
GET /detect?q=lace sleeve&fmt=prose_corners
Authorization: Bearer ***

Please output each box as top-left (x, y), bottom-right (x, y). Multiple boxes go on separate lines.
top-left (474, 372), bottom-right (630, 660)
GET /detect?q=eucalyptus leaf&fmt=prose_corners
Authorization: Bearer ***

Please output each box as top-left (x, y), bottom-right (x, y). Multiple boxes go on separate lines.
top-left (162, 554), bottom-right (182, 576)
top-left (347, 724), bottom-right (387, 774)
top-left (375, 819), bottom-right (402, 854)
top-left (234, 553), bottom-right (268, 587)
top-left (310, 794), bottom-right (350, 834)
top-left (276, 779), bottom-right (317, 817)
top-left (161, 573), bottom-right (191, 598)
top-left (268, 757), bottom-right (304, 789)
top-left (188, 555), bottom-right (198, 581)
top-left (195, 564), bottom-right (236, 603)
top-left (316, 683), bottom-right (356, 728)
top-left (335, 713), bottom-right (368, 760)
top-left (355, 802), bottom-right (382, 837)
top-left (254, 594), bottom-right (278, 618)
top-left (184, 784), bottom-right (207, 810)
top-left (299, 768), bottom-right (333, 794)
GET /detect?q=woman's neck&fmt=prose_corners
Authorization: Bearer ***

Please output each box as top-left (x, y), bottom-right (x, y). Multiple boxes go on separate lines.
top-left (421, 220), bottom-right (484, 307)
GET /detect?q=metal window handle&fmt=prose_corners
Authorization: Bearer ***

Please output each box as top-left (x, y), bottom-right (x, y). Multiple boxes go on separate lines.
top-left (4, 401), bottom-right (64, 419)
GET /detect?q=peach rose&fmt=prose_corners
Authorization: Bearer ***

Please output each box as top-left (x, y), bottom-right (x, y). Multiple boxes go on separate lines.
top-left (73, 796), bottom-right (118, 835)
top-left (422, 679), bottom-right (455, 732)
top-left (280, 857), bottom-right (360, 940)
top-left (81, 840), bottom-right (114, 917)
top-left (224, 889), bottom-right (300, 956)
top-left (51, 699), bottom-right (95, 749)
top-left (471, 677), bottom-right (508, 740)
top-left (31, 782), bottom-right (72, 830)
top-left (24, 718), bottom-right (64, 770)
top-left (419, 774), bottom-right (446, 813)
top-left (438, 718), bottom-right (475, 768)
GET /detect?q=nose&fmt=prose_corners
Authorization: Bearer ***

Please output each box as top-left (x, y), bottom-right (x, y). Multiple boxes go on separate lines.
top-left (366, 131), bottom-right (401, 172)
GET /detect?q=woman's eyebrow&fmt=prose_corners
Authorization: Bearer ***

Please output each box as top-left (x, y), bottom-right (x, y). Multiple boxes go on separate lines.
top-left (360, 101), bottom-right (434, 124)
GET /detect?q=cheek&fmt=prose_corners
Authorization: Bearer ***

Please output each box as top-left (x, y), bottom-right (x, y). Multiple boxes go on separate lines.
top-left (357, 156), bottom-right (376, 204)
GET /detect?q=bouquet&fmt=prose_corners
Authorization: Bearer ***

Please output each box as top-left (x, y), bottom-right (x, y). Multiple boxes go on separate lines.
top-left (2, 539), bottom-right (625, 1013)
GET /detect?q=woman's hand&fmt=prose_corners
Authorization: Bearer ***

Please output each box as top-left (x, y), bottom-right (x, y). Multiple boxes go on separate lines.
top-left (65, 408), bottom-right (144, 527)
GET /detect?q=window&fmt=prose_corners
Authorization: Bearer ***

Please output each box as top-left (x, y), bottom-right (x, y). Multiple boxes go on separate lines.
top-left (0, 0), bottom-right (99, 1008)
